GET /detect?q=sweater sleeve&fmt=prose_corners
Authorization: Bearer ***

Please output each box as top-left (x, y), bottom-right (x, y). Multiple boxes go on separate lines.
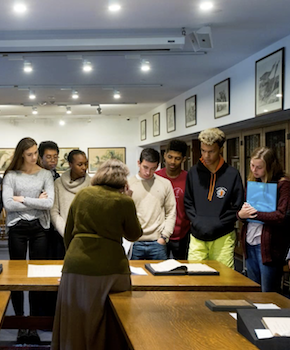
top-left (255, 179), bottom-right (290, 225)
top-left (184, 169), bottom-right (196, 224)
top-left (23, 172), bottom-right (54, 210)
top-left (50, 182), bottom-right (66, 237)
top-left (162, 182), bottom-right (176, 239)
top-left (122, 198), bottom-right (143, 242)
top-left (0, 177), bottom-right (3, 214)
top-left (64, 205), bottom-right (74, 250)
top-left (2, 173), bottom-right (29, 211)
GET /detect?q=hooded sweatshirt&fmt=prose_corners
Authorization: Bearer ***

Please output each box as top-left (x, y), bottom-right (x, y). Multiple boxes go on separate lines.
top-left (184, 157), bottom-right (244, 241)
top-left (51, 169), bottom-right (91, 237)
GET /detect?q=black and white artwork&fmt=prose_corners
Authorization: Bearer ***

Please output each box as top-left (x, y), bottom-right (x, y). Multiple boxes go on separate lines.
top-left (185, 95), bottom-right (196, 127)
top-left (153, 113), bottom-right (160, 137)
top-left (214, 78), bottom-right (230, 119)
top-left (140, 119), bottom-right (146, 141)
top-left (166, 105), bottom-right (176, 133)
top-left (255, 48), bottom-right (284, 116)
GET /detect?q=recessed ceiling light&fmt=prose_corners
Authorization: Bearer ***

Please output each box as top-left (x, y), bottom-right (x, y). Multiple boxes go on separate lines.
top-left (13, 3), bottom-right (27, 13)
top-left (113, 90), bottom-right (121, 99)
top-left (72, 90), bottom-right (79, 99)
top-left (108, 3), bottom-right (121, 12)
top-left (23, 61), bottom-right (33, 73)
top-left (141, 60), bottom-right (151, 72)
top-left (83, 60), bottom-right (92, 72)
top-left (29, 90), bottom-right (36, 99)
top-left (66, 106), bottom-right (72, 114)
top-left (59, 120), bottom-right (66, 126)
top-left (200, 2), bottom-right (213, 10)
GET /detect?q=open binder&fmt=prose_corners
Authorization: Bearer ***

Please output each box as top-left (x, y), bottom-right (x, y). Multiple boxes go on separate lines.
top-left (145, 259), bottom-right (219, 276)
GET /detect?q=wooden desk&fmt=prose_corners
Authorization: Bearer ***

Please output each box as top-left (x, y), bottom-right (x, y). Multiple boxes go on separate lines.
top-left (0, 260), bottom-right (62, 291)
top-left (109, 291), bottom-right (290, 350)
top-left (130, 260), bottom-right (261, 292)
top-left (0, 291), bottom-right (10, 329)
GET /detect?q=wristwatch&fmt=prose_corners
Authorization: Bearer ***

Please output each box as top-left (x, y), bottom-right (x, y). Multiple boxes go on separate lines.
top-left (160, 235), bottom-right (169, 243)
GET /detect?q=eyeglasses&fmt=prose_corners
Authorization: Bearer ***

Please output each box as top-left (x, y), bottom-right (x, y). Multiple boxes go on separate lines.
top-left (45, 155), bottom-right (59, 160)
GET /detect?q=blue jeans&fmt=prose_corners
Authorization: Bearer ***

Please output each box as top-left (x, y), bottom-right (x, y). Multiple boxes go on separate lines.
top-left (131, 241), bottom-right (168, 260)
top-left (246, 243), bottom-right (282, 292)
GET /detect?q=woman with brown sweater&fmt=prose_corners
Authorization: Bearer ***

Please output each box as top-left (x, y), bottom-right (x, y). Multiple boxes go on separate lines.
top-left (51, 159), bottom-right (142, 350)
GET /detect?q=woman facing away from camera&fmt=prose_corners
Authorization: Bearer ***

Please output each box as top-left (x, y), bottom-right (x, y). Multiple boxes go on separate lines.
top-left (2, 137), bottom-right (54, 344)
top-left (238, 146), bottom-right (290, 292)
top-left (51, 159), bottom-right (142, 350)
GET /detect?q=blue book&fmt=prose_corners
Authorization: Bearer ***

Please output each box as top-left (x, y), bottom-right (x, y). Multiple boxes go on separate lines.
top-left (246, 181), bottom-right (277, 224)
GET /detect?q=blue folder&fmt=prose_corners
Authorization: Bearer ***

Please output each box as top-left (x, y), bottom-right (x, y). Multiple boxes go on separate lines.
top-left (246, 181), bottom-right (277, 224)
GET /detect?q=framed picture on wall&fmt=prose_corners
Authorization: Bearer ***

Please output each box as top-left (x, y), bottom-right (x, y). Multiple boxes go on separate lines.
top-left (0, 148), bottom-right (14, 173)
top-left (140, 119), bottom-right (146, 141)
top-left (255, 48), bottom-right (284, 116)
top-left (185, 95), bottom-right (196, 127)
top-left (166, 105), bottom-right (176, 133)
top-left (56, 147), bottom-right (79, 173)
top-left (214, 78), bottom-right (230, 118)
top-left (88, 147), bottom-right (126, 174)
top-left (153, 112), bottom-right (160, 137)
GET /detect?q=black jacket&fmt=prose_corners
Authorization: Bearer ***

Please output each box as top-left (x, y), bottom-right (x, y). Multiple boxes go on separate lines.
top-left (184, 160), bottom-right (244, 241)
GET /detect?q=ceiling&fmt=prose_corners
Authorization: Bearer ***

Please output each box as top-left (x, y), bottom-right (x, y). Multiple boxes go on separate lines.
top-left (0, 0), bottom-right (290, 120)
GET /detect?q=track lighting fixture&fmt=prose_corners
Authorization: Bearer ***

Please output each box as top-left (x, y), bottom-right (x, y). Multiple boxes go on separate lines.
top-left (29, 90), bottom-right (36, 99)
top-left (96, 106), bottom-right (102, 115)
top-left (32, 107), bottom-right (38, 115)
top-left (113, 90), bottom-right (121, 99)
top-left (23, 61), bottom-right (33, 73)
top-left (141, 60), bottom-right (150, 72)
top-left (83, 60), bottom-right (92, 72)
top-left (72, 90), bottom-right (79, 99)
top-left (66, 106), bottom-right (72, 114)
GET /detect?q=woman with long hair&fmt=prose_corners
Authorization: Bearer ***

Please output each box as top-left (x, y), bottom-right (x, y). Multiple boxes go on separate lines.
top-left (51, 159), bottom-right (142, 350)
top-left (238, 146), bottom-right (290, 292)
top-left (2, 137), bottom-right (54, 344)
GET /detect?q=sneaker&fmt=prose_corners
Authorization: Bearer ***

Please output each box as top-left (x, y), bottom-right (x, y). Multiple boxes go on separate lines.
top-left (17, 329), bottom-right (28, 344)
top-left (27, 329), bottom-right (40, 344)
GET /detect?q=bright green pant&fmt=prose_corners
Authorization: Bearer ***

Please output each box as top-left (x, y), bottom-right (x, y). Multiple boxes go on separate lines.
top-left (187, 231), bottom-right (236, 269)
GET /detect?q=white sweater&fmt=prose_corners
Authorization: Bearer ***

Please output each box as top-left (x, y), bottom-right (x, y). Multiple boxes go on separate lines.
top-left (50, 169), bottom-right (91, 237)
top-left (128, 174), bottom-right (176, 241)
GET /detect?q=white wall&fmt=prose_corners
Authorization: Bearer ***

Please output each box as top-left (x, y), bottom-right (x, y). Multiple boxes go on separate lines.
top-left (0, 117), bottom-right (141, 176)
top-left (138, 33), bottom-right (290, 146)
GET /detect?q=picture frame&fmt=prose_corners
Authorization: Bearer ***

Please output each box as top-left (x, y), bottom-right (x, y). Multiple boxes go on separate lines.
top-left (88, 147), bottom-right (126, 174)
top-left (153, 112), bottom-right (160, 137)
top-left (140, 119), bottom-right (146, 141)
top-left (56, 147), bottom-right (79, 173)
top-left (214, 78), bottom-right (230, 119)
top-left (255, 48), bottom-right (284, 116)
top-left (166, 105), bottom-right (176, 133)
top-left (0, 148), bottom-right (14, 173)
top-left (185, 95), bottom-right (197, 127)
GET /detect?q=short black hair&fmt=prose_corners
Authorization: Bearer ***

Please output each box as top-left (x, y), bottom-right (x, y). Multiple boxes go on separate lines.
top-left (67, 149), bottom-right (86, 163)
top-left (166, 140), bottom-right (187, 157)
top-left (38, 141), bottom-right (59, 158)
top-left (139, 148), bottom-right (160, 164)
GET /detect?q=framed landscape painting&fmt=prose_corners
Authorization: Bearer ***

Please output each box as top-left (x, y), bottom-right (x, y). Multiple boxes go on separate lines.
top-left (153, 113), bottom-right (160, 137)
top-left (255, 48), bottom-right (284, 116)
top-left (88, 147), bottom-right (126, 173)
top-left (166, 105), bottom-right (176, 133)
top-left (214, 78), bottom-right (230, 118)
top-left (56, 147), bottom-right (79, 173)
top-left (0, 148), bottom-right (14, 173)
top-left (185, 95), bottom-right (197, 127)
top-left (140, 119), bottom-right (146, 141)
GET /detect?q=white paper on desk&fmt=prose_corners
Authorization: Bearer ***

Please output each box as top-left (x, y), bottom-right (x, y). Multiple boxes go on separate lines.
top-left (130, 266), bottom-right (148, 275)
top-left (255, 329), bottom-right (273, 339)
top-left (28, 264), bottom-right (63, 278)
top-left (229, 313), bottom-right (237, 320)
top-left (253, 303), bottom-right (280, 310)
top-left (122, 238), bottom-right (133, 259)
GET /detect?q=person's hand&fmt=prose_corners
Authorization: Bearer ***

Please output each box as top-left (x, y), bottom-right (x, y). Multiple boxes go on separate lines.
top-left (39, 191), bottom-right (48, 199)
top-left (124, 184), bottom-right (133, 197)
top-left (238, 202), bottom-right (257, 219)
top-left (157, 237), bottom-right (166, 245)
top-left (13, 196), bottom-right (24, 203)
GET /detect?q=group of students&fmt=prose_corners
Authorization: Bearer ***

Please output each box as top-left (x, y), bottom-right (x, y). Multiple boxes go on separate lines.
top-left (0, 127), bottom-right (290, 349)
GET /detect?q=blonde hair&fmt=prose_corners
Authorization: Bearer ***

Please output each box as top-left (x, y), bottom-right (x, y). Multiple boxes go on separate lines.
top-left (91, 158), bottom-right (129, 189)
top-left (248, 146), bottom-right (284, 183)
top-left (198, 128), bottom-right (225, 148)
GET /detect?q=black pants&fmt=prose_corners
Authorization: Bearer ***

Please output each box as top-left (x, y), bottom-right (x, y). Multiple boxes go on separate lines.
top-left (167, 233), bottom-right (190, 260)
top-left (8, 219), bottom-right (48, 316)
